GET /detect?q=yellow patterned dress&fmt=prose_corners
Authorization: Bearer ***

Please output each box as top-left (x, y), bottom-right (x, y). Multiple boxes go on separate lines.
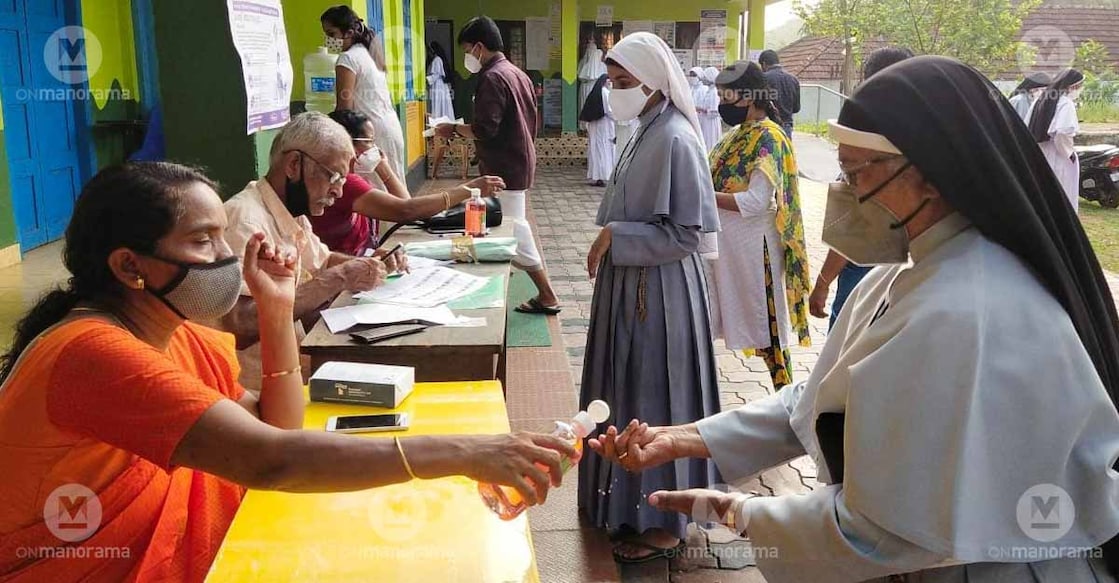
top-left (708, 118), bottom-right (811, 389)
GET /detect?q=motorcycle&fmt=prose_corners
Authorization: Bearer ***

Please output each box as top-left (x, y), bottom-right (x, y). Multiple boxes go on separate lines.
top-left (1077, 143), bottom-right (1119, 209)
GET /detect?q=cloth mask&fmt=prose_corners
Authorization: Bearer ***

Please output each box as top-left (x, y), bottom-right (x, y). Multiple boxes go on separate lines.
top-left (608, 85), bottom-right (652, 122)
top-left (325, 35), bottom-right (345, 54)
top-left (146, 256), bottom-right (242, 321)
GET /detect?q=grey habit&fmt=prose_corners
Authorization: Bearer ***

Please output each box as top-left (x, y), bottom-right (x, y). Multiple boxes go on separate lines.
top-left (578, 103), bottom-right (722, 539)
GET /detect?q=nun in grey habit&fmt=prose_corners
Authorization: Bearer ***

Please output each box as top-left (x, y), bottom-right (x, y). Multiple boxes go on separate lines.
top-left (577, 32), bottom-right (722, 561)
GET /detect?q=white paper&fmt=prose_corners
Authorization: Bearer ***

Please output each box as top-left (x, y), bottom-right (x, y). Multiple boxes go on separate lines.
top-left (623, 20), bottom-right (654, 38)
top-left (526, 17), bottom-right (551, 71)
top-left (653, 22), bottom-right (676, 48)
top-left (442, 316), bottom-right (488, 328)
top-left (596, 5), bottom-right (614, 27)
top-left (423, 116), bottom-right (464, 137)
top-left (226, 0), bottom-right (293, 134)
top-left (399, 256), bottom-right (453, 271)
top-left (354, 266), bottom-right (488, 308)
top-left (320, 304), bottom-right (461, 334)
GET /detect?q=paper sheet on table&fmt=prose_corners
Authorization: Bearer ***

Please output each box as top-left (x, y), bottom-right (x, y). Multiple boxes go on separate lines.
top-left (321, 304), bottom-right (461, 334)
top-left (447, 275), bottom-right (506, 310)
top-left (354, 266), bottom-right (488, 308)
top-left (402, 256), bottom-right (453, 271)
top-left (423, 117), bottom-right (464, 137)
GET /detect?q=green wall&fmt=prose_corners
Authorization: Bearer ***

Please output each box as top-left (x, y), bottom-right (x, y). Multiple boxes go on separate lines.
top-left (152, 0), bottom-right (276, 196)
top-left (0, 91), bottom-right (16, 248)
top-left (82, 0), bottom-right (142, 170)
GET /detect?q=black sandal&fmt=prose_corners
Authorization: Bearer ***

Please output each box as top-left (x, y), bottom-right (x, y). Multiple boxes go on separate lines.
top-left (514, 297), bottom-right (562, 315)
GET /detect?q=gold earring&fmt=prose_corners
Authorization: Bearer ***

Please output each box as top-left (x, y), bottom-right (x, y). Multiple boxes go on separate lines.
top-left (135, 277), bottom-right (145, 290)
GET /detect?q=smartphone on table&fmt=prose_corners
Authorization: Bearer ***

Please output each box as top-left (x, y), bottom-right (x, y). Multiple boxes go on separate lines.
top-left (325, 413), bottom-right (410, 434)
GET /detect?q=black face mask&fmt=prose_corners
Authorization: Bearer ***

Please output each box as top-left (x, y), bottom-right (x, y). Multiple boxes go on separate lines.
top-left (718, 100), bottom-right (750, 127)
top-left (283, 156), bottom-right (311, 217)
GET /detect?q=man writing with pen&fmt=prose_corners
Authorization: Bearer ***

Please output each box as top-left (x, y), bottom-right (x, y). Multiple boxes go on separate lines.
top-left (219, 112), bottom-right (505, 393)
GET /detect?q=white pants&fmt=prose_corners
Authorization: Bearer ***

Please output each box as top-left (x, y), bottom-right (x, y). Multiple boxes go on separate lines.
top-left (501, 190), bottom-right (542, 270)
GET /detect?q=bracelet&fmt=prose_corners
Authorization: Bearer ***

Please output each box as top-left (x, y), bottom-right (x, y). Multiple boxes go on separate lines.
top-left (725, 493), bottom-right (752, 533)
top-left (394, 436), bottom-right (419, 480)
top-left (442, 191), bottom-right (451, 211)
top-left (261, 365), bottom-right (301, 380)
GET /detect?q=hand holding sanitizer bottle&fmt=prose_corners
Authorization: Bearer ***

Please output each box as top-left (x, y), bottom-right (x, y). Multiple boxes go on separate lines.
top-left (479, 400), bottom-right (610, 520)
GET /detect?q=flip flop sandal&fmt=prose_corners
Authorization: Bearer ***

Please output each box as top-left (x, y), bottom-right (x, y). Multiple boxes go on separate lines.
top-left (611, 540), bottom-right (686, 564)
top-left (514, 297), bottom-right (562, 315)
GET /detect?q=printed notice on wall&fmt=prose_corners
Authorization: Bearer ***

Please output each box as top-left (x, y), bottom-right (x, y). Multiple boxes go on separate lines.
top-left (525, 17), bottom-right (551, 71)
top-left (227, 0), bottom-right (294, 134)
top-left (653, 21), bottom-right (676, 48)
top-left (622, 20), bottom-right (653, 38)
top-left (697, 9), bottom-right (728, 69)
top-left (596, 5), bottom-right (614, 27)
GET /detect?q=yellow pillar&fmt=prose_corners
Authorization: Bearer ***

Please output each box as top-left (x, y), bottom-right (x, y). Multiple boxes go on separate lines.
top-left (747, 0), bottom-right (765, 52)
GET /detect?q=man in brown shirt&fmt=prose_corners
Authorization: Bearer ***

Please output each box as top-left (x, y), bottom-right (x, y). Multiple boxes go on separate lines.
top-left (436, 16), bottom-right (560, 314)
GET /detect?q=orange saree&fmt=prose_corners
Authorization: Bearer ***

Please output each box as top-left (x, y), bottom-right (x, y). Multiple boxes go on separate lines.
top-left (0, 318), bottom-right (247, 582)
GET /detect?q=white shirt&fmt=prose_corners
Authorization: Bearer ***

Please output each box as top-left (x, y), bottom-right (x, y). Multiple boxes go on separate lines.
top-left (222, 179), bottom-right (333, 391)
top-left (336, 45), bottom-right (396, 125)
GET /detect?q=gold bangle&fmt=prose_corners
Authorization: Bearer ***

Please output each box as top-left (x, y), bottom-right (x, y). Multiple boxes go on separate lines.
top-left (442, 191), bottom-right (451, 211)
top-left (394, 436), bottom-right (419, 480)
top-left (262, 365), bottom-right (301, 380)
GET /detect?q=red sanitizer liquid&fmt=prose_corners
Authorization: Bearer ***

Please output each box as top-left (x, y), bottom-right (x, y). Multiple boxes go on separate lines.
top-left (478, 400), bottom-right (610, 520)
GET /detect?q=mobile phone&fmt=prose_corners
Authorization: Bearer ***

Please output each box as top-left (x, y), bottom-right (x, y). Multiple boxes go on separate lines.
top-left (326, 413), bottom-right (410, 433)
top-left (349, 323), bottom-right (429, 344)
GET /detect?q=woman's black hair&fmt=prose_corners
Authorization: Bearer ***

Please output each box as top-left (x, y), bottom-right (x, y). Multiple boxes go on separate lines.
top-left (861, 46), bottom-right (914, 81)
top-left (328, 109), bottom-right (372, 139)
top-left (715, 60), bottom-right (783, 124)
top-left (457, 16), bottom-right (503, 52)
top-left (0, 162), bottom-right (215, 382)
top-left (427, 41), bottom-right (449, 69)
top-left (321, 5), bottom-right (385, 71)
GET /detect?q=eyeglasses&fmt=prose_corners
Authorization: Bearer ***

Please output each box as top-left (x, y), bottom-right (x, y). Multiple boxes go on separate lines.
top-left (286, 149), bottom-right (347, 186)
top-left (838, 155), bottom-right (904, 188)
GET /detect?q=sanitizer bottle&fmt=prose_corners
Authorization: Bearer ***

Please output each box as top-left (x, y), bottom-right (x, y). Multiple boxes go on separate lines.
top-left (479, 400), bottom-right (611, 520)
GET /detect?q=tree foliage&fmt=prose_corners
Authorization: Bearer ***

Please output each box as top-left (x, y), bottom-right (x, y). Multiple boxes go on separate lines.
top-left (1075, 40), bottom-right (1114, 77)
top-left (794, 0), bottom-right (1043, 75)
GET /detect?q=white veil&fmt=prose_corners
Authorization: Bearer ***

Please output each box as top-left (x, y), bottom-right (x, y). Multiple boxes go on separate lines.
top-left (606, 32), bottom-right (704, 145)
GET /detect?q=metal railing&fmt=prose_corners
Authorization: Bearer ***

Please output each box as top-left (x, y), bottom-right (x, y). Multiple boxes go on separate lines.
top-left (794, 84), bottom-right (849, 128)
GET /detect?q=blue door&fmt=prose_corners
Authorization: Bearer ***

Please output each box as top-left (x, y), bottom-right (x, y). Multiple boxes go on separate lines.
top-left (0, 0), bottom-right (89, 250)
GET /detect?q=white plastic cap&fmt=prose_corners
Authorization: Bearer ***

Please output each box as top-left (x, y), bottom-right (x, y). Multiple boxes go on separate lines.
top-left (468, 187), bottom-right (482, 199)
top-left (587, 400), bottom-right (610, 423)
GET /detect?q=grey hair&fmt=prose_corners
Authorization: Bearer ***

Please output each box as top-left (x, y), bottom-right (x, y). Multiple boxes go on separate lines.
top-left (269, 111), bottom-right (354, 167)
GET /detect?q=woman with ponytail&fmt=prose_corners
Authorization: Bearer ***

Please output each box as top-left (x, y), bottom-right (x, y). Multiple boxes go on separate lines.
top-left (0, 163), bottom-right (576, 582)
top-left (321, 5), bottom-right (407, 183)
top-left (705, 60), bottom-right (811, 391)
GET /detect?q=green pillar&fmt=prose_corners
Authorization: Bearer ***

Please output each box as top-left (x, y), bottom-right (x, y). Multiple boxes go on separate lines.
top-left (152, 0), bottom-right (278, 195)
top-left (747, 0), bottom-right (766, 52)
top-left (561, 0), bottom-right (578, 133)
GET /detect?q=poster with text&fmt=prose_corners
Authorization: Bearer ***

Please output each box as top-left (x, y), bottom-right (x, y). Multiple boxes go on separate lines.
top-left (526, 17), bottom-right (551, 71)
top-left (673, 49), bottom-right (694, 71)
top-left (622, 20), bottom-right (653, 38)
top-left (227, 0), bottom-right (293, 134)
top-left (697, 9), bottom-right (727, 69)
top-left (653, 21), bottom-right (676, 48)
top-left (543, 79), bottom-right (563, 128)
top-left (596, 5), bottom-right (614, 27)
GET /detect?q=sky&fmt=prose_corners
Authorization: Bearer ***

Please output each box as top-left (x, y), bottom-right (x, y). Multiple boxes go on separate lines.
top-left (766, 0), bottom-right (816, 30)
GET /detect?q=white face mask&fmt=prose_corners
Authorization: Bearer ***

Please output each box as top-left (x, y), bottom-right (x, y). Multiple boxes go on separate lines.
top-left (464, 46), bottom-right (483, 74)
top-left (608, 85), bottom-right (652, 122)
top-left (1068, 86), bottom-right (1083, 101)
top-left (821, 181), bottom-right (911, 266)
top-left (325, 35), bottom-right (345, 54)
top-left (354, 146), bottom-right (382, 176)
top-left (688, 77), bottom-right (699, 87)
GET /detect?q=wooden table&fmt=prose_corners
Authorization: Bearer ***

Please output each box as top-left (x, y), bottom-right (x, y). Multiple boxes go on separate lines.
top-left (206, 381), bottom-right (540, 583)
top-left (301, 223), bottom-right (513, 383)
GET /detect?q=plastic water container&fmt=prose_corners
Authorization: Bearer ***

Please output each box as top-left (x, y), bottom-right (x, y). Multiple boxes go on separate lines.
top-left (304, 47), bottom-right (338, 113)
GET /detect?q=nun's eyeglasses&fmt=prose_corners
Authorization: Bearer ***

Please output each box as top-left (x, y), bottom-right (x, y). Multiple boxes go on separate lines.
top-left (839, 155), bottom-right (904, 188)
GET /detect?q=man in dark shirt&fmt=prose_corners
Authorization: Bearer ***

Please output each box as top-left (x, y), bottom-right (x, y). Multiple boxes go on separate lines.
top-left (759, 49), bottom-right (800, 137)
top-left (436, 16), bottom-right (560, 314)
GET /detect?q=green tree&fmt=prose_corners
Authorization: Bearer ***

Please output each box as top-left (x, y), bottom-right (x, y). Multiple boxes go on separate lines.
top-left (1074, 40), bottom-right (1114, 77)
top-left (795, 0), bottom-right (1042, 85)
